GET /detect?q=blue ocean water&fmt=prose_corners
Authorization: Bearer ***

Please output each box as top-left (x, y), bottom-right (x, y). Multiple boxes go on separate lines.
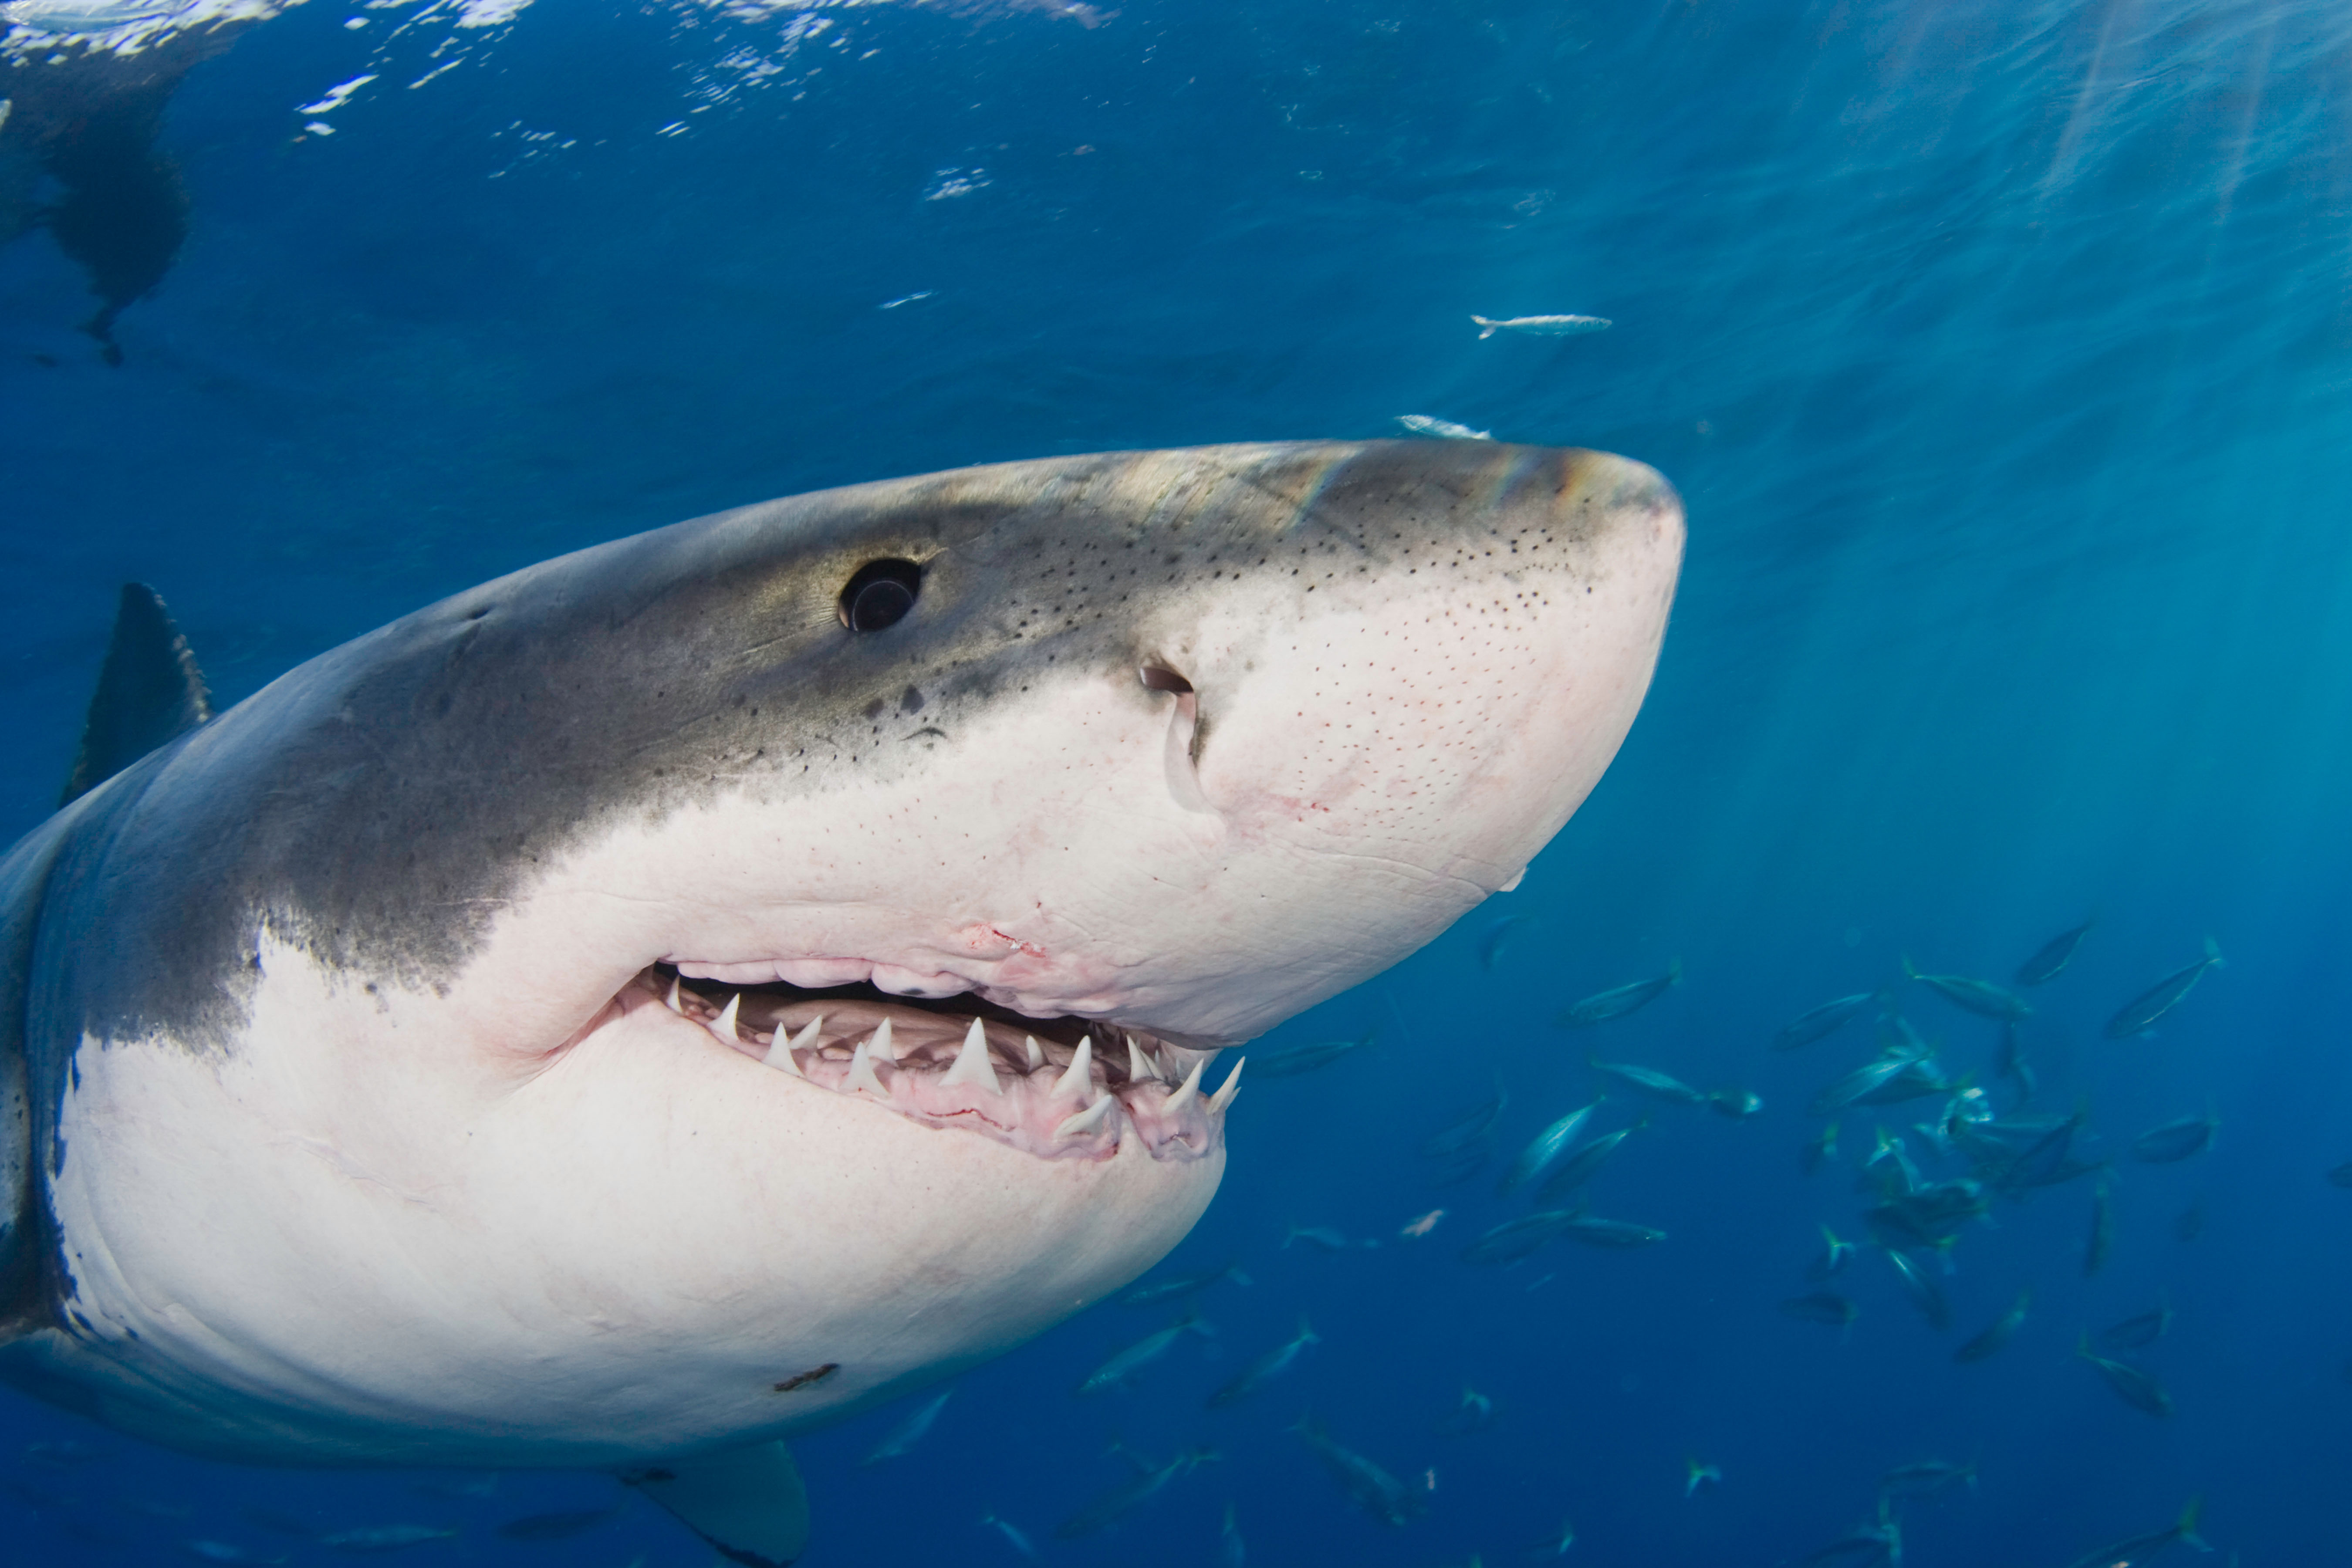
top-left (5, 0), bottom-right (2351, 1563)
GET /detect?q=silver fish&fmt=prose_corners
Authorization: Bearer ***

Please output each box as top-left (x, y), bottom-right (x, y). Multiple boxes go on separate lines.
top-left (2098, 1298), bottom-right (2173, 1352)
top-left (1253, 1030), bottom-right (1375, 1078)
top-left (2057, 1495), bottom-right (2206, 1568)
top-left (1953, 1288), bottom-right (2030, 1362)
top-left (1053, 1444), bottom-right (1218, 1538)
top-left (2131, 1112), bottom-right (2217, 1164)
top-left (861, 1389), bottom-right (952, 1465)
top-left (1075, 1311), bottom-right (1212, 1395)
top-left (1206, 1319), bottom-right (1318, 1408)
top-left (1589, 1057), bottom-right (1705, 1105)
top-left (1472, 313), bottom-right (1612, 338)
top-left (1774, 991), bottom-right (1880, 1051)
top-left (2015, 919), bottom-right (2095, 986)
top-left (1293, 1417), bottom-right (1426, 1526)
top-left (2075, 1338), bottom-right (2173, 1417)
top-left (1558, 962), bottom-right (1681, 1027)
top-left (1903, 957), bottom-right (2031, 1021)
top-left (1883, 1248), bottom-right (1950, 1331)
top-left (2104, 939), bottom-right (2224, 1038)
top-left (1498, 1098), bottom-right (1604, 1194)
top-left (1120, 1261), bottom-right (1250, 1308)
top-left (1533, 1123), bottom-right (1640, 1207)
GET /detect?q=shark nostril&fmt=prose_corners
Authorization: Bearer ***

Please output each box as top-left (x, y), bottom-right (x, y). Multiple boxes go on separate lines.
top-left (1139, 664), bottom-right (1193, 694)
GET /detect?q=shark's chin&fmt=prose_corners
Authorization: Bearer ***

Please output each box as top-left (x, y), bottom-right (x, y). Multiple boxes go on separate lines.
top-left (612, 968), bottom-right (1236, 1165)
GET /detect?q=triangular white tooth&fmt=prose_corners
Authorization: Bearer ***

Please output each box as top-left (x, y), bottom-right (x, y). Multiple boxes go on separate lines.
top-left (1053, 1093), bottom-right (1119, 1141)
top-left (942, 1017), bottom-right (1003, 1095)
top-left (1024, 1034), bottom-right (1046, 1069)
top-left (706, 993), bottom-right (742, 1045)
top-left (845, 1039), bottom-right (891, 1098)
top-left (665, 976), bottom-right (684, 1014)
top-left (1126, 1035), bottom-right (1161, 1085)
top-left (1164, 1056), bottom-right (1208, 1114)
top-left (869, 1016), bottom-right (897, 1062)
top-left (1209, 1057), bottom-right (1246, 1114)
top-left (1051, 1037), bottom-right (1095, 1100)
top-left (764, 1014), bottom-right (818, 1078)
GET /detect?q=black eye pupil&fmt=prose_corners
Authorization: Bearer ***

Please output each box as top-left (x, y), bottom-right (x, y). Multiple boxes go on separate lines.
top-left (840, 559), bottom-right (923, 632)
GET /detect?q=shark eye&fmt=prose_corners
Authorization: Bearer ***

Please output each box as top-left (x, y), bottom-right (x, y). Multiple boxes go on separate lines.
top-left (1139, 664), bottom-right (1193, 693)
top-left (840, 560), bottom-right (923, 632)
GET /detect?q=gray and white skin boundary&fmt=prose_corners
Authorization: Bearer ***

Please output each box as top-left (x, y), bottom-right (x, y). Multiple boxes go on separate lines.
top-left (0, 440), bottom-right (1683, 1565)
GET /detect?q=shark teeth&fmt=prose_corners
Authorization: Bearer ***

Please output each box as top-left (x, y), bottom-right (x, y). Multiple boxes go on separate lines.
top-left (941, 1017), bottom-right (1003, 1095)
top-left (646, 972), bottom-right (1225, 1162)
top-left (845, 1037), bottom-right (892, 1098)
top-left (764, 1014), bottom-right (820, 1078)
top-left (1051, 1037), bottom-right (1096, 1101)
top-left (1163, 1056), bottom-right (1208, 1114)
top-left (1126, 1034), bottom-right (1162, 1085)
top-left (1053, 1093), bottom-right (1119, 1141)
top-left (1210, 1057), bottom-right (1245, 1115)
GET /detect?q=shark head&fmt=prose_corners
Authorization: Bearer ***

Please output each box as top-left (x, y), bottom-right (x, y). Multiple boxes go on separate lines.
top-left (7, 441), bottom-right (1680, 1472)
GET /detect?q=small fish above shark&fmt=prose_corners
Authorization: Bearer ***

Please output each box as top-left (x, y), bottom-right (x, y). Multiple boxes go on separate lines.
top-left (0, 441), bottom-right (1681, 1564)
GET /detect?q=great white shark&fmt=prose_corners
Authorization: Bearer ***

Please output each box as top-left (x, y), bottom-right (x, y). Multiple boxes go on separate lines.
top-left (0, 440), bottom-right (1682, 1562)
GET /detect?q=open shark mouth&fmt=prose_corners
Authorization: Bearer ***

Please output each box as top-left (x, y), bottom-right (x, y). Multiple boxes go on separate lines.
top-left (613, 966), bottom-right (1239, 1165)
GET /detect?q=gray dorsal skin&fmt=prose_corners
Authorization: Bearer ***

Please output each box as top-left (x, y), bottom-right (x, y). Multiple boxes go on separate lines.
top-left (60, 582), bottom-right (212, 806)
top-left (0, 442), bottom-right (1683, 1567)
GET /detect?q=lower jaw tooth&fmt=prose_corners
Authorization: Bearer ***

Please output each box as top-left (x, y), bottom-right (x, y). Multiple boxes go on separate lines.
top-left (1053, 1094), bottom-right (1118, 1141)
top-left (1163, 1057), bottom-right (1207, 1114)
top-left (845, 1039), bottom-right (891, 1098)
top-left (1051, 1038), bottom-right (1096, 1101)
top-left (764, 1015), bottom-right (819, 1078)
top-left (706, 993), bottom-right (743, 1046)
top-left (1209, 1058), bottom-right (1246, 1115)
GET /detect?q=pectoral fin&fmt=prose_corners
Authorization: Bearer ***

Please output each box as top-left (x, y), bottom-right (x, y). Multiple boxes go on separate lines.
top-left (621, 1441), bottom-right (810, 1568)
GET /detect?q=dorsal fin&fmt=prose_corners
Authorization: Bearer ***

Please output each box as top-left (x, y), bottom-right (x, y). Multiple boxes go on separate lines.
top-left (61, 583), bottom-right (211, 808)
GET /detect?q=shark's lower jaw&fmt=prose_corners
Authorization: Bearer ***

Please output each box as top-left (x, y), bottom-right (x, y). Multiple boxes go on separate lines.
top-left (624, 968), bottom-right (1233, 1164)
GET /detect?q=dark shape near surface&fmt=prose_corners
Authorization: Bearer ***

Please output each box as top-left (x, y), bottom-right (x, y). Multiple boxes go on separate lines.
top-left (61, 583), bottom-right (211, 806)
top-left (2103, 939), bottom-right (2224, 1038)
top-left (2015, 919), bottom-right (2095, 986)
top-left (2172, 1202), bottom-right (2204, 1242)
top-left (0, 21), bottom-right (267, 361)
top-left (1555, 961), bottom-right (1680, 1027)
top-left (2327, 1162), bottom-right (2352, 1190)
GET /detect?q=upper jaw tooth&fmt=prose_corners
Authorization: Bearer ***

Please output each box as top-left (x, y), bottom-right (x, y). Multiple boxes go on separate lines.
top-left (940, 1017), bottom-right (1003, 1095)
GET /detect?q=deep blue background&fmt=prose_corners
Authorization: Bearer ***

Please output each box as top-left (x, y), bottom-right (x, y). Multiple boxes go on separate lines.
top-left (6, 0), bottom-right (2351, 1563)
